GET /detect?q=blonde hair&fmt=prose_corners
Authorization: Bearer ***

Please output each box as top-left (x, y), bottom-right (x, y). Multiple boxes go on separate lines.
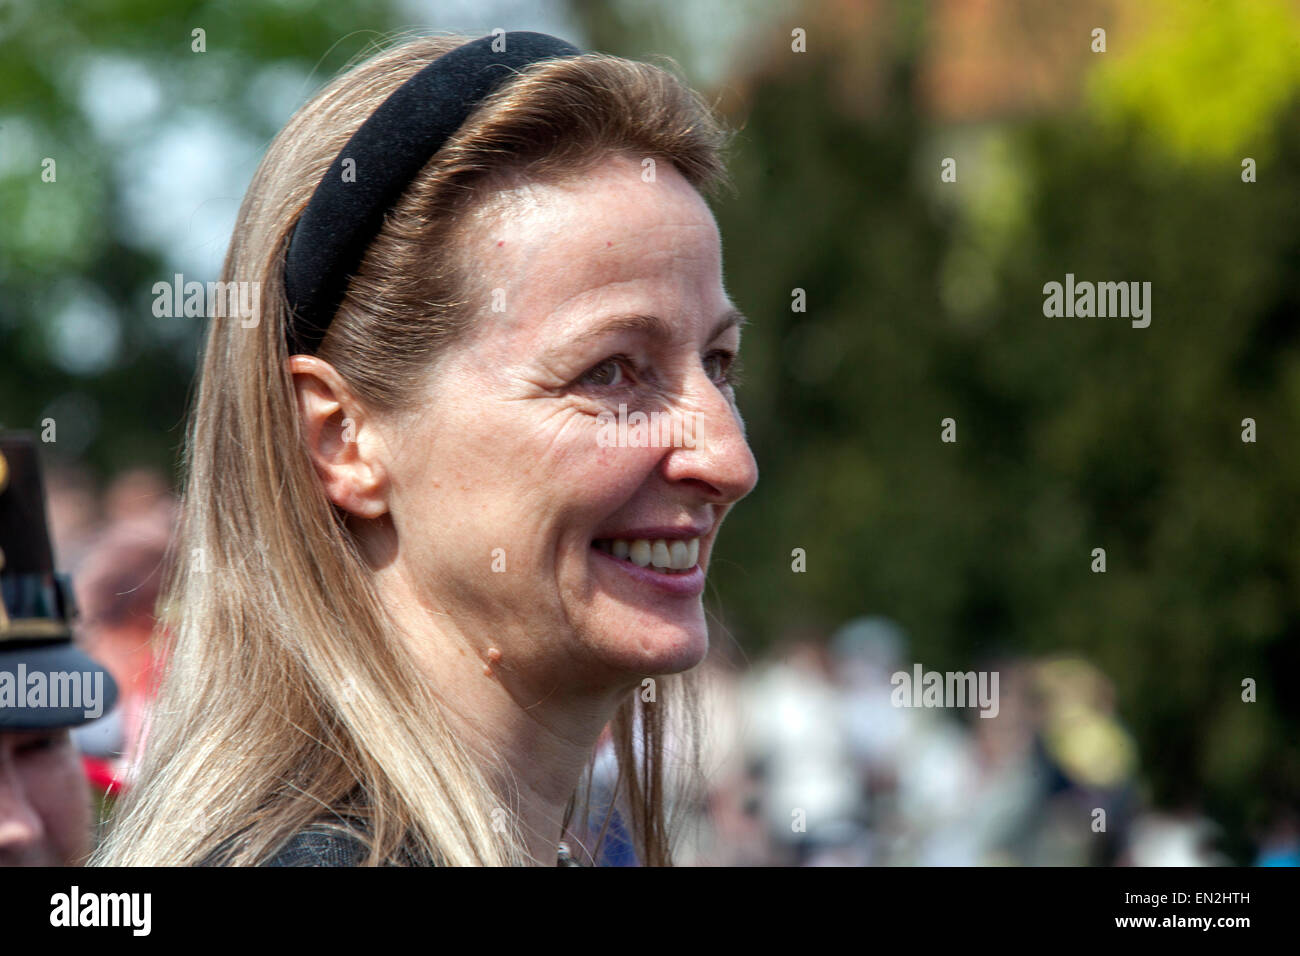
top-left (92, 33), bottom-right (731, 867)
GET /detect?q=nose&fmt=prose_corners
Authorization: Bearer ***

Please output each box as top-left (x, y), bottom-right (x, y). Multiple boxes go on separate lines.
top-left (0, 761), bottom-right (45, 855)
top-left (658, 372), bottom-right (759, 504)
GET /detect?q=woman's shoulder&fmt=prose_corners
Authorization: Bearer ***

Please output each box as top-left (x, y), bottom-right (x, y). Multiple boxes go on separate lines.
top-left (261, 817), bottom-right (438, 867)
top-left (263, 822), bottom-right (371, 867)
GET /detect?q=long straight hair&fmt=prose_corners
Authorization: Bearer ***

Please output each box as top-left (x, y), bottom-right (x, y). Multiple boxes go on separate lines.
top-left (93, 33), bottom-right (732, 866)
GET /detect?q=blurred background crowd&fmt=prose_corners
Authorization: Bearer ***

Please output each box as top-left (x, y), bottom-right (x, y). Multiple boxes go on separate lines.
top-left (41, 464), bottom-right (173, 818)
top-left (40, 461), bottom-right (1299, 866)
top-left (3, 0), bottom-right (1298, 865)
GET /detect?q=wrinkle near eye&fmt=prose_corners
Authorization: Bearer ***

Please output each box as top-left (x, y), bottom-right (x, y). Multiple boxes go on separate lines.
top-left (495, 359), bottom-right (573, 398)
top-left (524, 399), bottom-right (613, 460)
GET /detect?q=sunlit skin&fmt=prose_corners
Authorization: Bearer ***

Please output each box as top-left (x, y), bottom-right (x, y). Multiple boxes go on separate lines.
top-left (290, 153), bottom-right (758, 864)
top-left (0, 729), bottom-right (93, 866)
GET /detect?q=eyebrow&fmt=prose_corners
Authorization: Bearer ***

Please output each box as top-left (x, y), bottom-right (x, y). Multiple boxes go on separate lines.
top-left (548, 307), bottom-right (748, 360)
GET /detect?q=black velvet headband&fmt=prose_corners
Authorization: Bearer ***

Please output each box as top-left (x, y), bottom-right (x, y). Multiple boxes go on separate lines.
top-left (283, 31), bottom-right (583, 355)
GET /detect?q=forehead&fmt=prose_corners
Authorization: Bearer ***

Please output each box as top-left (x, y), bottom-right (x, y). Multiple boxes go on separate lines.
top-left (461, 155), bottom-right (726, 348)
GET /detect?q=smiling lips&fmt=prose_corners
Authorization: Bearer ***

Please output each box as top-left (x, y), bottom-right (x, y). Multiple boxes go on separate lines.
top-left (592, 536), bottom-right (701, 573)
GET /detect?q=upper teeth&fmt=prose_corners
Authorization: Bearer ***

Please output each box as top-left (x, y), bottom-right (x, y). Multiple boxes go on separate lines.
top-left (599, 537), bottom-right (700, 571)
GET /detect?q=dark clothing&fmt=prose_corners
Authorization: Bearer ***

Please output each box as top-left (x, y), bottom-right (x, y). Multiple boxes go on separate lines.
top-left (260, 820), bottom-right (589, 866)
top-left (263, 824), bottom-right (372, 867)
top-left (196, 811), bottom-right (427, 866)
top-left (261, 818), bottom-right (438, 867)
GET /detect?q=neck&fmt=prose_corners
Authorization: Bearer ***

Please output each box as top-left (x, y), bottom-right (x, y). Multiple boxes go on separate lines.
top-left (375, 567), bottom-right (629, 866)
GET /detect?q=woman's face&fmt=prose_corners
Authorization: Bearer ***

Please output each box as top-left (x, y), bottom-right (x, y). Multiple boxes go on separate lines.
top-left (378, 153), bottom-right (757, 690)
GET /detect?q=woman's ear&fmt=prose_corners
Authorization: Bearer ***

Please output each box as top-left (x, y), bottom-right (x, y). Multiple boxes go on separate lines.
top-left (286, 355), bottom-right (389, 518)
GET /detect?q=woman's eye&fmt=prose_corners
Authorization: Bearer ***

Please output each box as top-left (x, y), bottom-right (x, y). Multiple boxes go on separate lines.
top-left (704, 349), bottom-right (738, 385)
top-left (577, 356), bottom-right (631, 388)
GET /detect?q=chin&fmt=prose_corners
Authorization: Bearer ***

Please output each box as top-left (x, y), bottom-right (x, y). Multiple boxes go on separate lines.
top-left (638, 621), bottom-right (710, 675)
top-left (588, 609), bottom-right (710, 679)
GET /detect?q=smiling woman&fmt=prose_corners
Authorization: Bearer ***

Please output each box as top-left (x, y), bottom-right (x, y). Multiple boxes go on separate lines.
top-left (91, 31), bottom-right (757, 867)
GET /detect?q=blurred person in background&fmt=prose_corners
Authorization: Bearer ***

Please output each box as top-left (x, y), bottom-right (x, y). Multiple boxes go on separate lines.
top-left (830, 616), bottom-right (910, 864)
top-left (741, 635), bottom-right (868, 865)
top-left (0, 727), bottom-right (98, 866)
top-left (958, 657), bottom-right (1049, 866)
top-left (673, 636), bottom-right (770, 866)
top-left (1027, 657), bottom-right (1140, 865)
top-left (827, 616), bottom-right (989, 865)
top-left (70, 481), bottom-right (175, 788)
top-left (42, 466), bottom-right (101, 578)
top-left (0, 434), bottom-right (119, 865)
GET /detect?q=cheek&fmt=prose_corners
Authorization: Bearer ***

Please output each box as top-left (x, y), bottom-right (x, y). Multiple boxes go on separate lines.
top-left (546, 444), bottom-right (665, 553)
top-left (510, 414), bottom-right (665, 522)
top-left (29, 758), bottom-right (91, 858)
top-left (580, 442), bottom-right (663, 497)
top-left (400, 398), bottom-right (664, 570)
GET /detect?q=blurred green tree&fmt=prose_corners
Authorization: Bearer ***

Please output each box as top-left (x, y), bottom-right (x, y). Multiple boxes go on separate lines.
top-left (0, 0), bottom-right (406, 477)
top-left (700, 0), bottom-right (1300, 862)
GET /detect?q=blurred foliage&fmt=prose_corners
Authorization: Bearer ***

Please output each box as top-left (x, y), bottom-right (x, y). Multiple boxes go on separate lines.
top-left (0, 0), bottom-right (405, 476)
top-left (1088, 0), bottom-right (1300, 164)
top-left (706, 0), bottom-right (1300, 861)
top-left (1, 0), bottom-right (1296, 861)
